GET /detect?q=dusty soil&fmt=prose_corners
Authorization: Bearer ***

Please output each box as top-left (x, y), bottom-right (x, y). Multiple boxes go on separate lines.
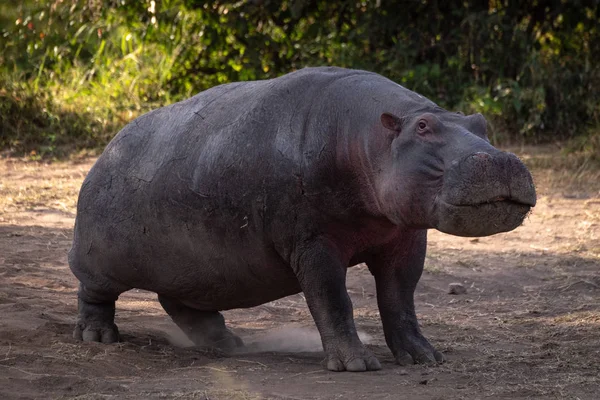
top-left (0, 147), bottom-right (599, 399)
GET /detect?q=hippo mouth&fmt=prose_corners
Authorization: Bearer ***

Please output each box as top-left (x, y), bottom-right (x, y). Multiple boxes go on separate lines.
top-left (433, 195), bottom-right (533, 237)
top-left (459, 195), bottom-right (535, 209)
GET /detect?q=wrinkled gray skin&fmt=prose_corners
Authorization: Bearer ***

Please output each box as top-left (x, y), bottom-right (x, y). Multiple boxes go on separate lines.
top-left (70, 67), bottom-right (536, 372)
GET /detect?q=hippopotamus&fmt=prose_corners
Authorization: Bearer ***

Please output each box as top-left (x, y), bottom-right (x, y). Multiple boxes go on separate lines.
top-left (69, 67), bottom-right (536, 372)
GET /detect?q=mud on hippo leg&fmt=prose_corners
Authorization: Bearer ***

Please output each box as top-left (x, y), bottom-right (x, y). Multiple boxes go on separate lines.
top-left (74, 283), bottom-right (120, 343)
top-left (157, 295), bottom-right (243, 350)
top-left (295, 240), bottom-right (381, 372)
top-left (367, 230), bottom-right (444, 366)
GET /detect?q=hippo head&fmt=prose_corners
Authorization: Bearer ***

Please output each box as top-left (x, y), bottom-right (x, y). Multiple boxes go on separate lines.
top-left (376, 110), bottom-right (536, 237)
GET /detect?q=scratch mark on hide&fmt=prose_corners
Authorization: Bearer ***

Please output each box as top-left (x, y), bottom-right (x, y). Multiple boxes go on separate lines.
top-left (176, 172), bottom-right (210, 198)
top-left (132, 175), bottom-right (153, 183)
top-left (262, 187), bottom-right (267, 234)
top-left (167, 155), bottom-right (189, 163)
top-left (187, 185), bottom-right (210, 198)
top-left (317, 143), bottom-right (327, 159)
top-left (114, 214), bottom-right (134, 224)
top-left (169, 197), bottom-right (199, 211)
top-left (294, 173), bottom-right (305, 196)
top-left (192, 83), bottom-right (246, 120)
top-left (133, 119), bottom-right (153, 136)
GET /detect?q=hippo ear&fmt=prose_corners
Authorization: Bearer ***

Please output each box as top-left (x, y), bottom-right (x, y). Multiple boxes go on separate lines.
top-left (380, 112), bottom-right (403, 134)
top-left (466, 113), bottom-right (488, 139)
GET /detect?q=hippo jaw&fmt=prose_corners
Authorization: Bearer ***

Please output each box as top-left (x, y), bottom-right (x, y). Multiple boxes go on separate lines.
top-left (433, 195), bottom-right (534, 237)
top-left (431, 151), bottom-right (536, 237)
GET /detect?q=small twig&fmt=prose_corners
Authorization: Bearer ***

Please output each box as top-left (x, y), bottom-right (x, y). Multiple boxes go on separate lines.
top-left (168, 367), bottom-right (195, 372)
top-left (0, 364), bottom-right (51, 377)
top-left (559, 279), bottom-right (599, 291)
top-left (168, 365), bottom-right (232, 373)
top-left (167, 364), bottom-right (198, 372)
top-left (236, 359), bottom-right (267, 368)
top-left (287, 369), bottom-right (323, 379)
top-left (197, 366), bottom-right (232, 373)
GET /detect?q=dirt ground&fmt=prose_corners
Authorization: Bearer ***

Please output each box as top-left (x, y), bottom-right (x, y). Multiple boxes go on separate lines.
top-left (0, 147), bottom-right (599, 399)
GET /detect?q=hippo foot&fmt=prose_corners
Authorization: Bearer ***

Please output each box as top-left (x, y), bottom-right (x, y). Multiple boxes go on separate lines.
top-left (73, 298), bottom-right (119, 344)
top-left (194, 329), bottom-right (244, 351)
top-left (392, 332), bottom-right (444, 366)
top-left (158, 295), bottom-right (243, 352)
top-left (74, 320), bottom-right (120, 343)
top-left (324, 343), bottom-right (382, 372)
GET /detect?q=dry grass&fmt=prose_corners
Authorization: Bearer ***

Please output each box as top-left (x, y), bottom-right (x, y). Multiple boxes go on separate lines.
top-left (510, 143), bottom-right (600, 195)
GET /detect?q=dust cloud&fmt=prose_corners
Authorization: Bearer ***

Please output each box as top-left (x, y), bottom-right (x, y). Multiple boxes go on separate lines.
top-left (165, 325), bottom-right (373, 353)
top-left (240, 326), bottom-right (373, 353)
top-left (165, 327), bottom-right (195, 347)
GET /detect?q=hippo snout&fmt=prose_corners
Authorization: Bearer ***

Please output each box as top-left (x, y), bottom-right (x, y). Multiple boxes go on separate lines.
top-left (443, 151), bottom-right (536, 207)
top-left (503, 152), bottom-right (537, 207)
top-left (433, 151), bottom-right (536, 237)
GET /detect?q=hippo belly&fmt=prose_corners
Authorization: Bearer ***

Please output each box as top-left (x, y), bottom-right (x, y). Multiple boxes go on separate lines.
top-left (139, 236), bottom-right (302, 311)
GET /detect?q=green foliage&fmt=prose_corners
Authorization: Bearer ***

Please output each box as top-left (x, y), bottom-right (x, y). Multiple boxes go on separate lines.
top-left (1, 0), bottom-right (599, 156)
top-left (0, 75), bottom-right (127, 157)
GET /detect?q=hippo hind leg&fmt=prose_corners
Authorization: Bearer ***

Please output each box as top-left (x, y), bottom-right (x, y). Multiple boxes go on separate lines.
top-left (158, 295), bottom-right (243, 350)
top-left (74, 283), bottom-right (121, 343)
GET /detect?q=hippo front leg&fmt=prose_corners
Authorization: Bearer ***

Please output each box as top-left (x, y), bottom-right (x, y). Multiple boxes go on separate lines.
top-left (294, 240), bottom-right (381, 372)
top-left (367, 230), bottom-right (444, 365)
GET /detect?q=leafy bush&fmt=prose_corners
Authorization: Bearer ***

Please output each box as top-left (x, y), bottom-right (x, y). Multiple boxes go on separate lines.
top-left (1, 0), bottom-right (598, 156)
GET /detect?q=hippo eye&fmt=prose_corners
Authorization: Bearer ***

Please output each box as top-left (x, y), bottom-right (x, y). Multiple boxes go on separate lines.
top-left (418, 120), bottom-right (427, 131)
